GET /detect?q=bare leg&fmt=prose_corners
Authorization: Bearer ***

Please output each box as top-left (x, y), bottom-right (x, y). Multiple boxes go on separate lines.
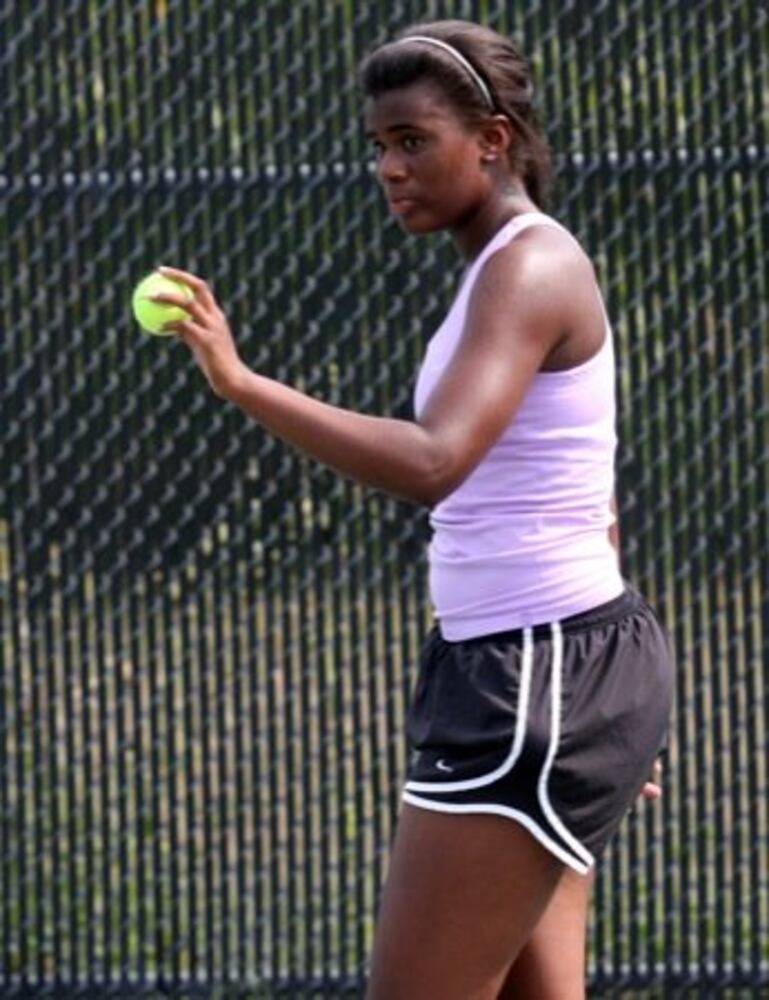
top-left (365, 804), bottom-right (564, 1000)
top-left (497, 867), bottom-right (594, 1000)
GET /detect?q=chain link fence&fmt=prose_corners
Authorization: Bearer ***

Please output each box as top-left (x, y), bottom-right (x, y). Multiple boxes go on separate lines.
top-left (1, 0), bottom-right (767, 996)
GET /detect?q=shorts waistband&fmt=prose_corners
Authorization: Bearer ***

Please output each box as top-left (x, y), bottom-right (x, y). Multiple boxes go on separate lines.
top-left (552, 586), bottom-right (643, 635)
top-left (456, 586), bottom-right (644, 644)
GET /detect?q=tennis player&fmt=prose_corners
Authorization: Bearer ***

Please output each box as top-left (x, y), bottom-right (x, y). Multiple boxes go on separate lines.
top-left (155, 19), bottom-right (674, 1000)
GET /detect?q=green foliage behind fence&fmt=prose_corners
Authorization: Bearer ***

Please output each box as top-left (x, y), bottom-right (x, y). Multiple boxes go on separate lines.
top-left (1, 1), bottom-right (767, 995)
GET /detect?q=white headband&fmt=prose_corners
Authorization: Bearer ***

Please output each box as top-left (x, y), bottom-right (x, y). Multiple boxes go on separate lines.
top-left (393, 35), bottom-right (495, 111)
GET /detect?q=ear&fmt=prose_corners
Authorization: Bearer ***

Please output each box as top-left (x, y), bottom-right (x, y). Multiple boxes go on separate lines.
top-left (478, 114), bottom-right (513, 163)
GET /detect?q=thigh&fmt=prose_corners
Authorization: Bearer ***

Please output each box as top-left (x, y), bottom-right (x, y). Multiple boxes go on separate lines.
top-left (497, 867), bottom-right (594, 1000)
top-left (365, 804), bottom-right (564, 1000)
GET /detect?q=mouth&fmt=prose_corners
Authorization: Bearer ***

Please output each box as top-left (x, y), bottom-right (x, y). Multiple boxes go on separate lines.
top-left (387, 196), bottom-right (419, 216)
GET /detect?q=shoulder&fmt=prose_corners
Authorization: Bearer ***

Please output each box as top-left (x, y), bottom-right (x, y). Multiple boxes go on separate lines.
top-left (482, 222), bottom-right (595, 292)
top-left (467, 223), bottom-right (596, 344)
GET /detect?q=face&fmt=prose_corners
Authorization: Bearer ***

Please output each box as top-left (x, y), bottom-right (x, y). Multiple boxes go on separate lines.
top-left (364, 81), bottom-right (492, 234)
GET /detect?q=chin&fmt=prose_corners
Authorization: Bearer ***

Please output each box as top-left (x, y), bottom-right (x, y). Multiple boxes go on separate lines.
top-left (397, 214), bottom-right (444, 236)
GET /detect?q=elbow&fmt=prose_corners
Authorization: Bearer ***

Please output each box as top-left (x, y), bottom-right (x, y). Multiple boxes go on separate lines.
top-left (387, 425), bottom-right (471, 508)
top-left (408, 449), bottom-right (465, 509)
top-left (414, 480), bottom-right (456, 510)
top-left (409, 483), bottom-right (444, 510)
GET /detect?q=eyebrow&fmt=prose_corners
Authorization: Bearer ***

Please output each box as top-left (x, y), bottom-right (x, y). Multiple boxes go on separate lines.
top-left (364, 122), bottom-right (425, 139)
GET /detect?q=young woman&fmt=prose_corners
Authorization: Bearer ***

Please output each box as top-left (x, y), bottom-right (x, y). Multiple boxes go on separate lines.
top-left (154, 20), bottom-right (674, 1000)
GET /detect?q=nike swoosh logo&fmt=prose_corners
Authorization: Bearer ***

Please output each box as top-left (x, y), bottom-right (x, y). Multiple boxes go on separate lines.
top-left (436, 759), bottom-right (454, 773)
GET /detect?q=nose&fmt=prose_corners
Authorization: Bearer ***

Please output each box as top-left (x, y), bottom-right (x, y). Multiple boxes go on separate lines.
top-left (376, 147), bottom-right (408, 184)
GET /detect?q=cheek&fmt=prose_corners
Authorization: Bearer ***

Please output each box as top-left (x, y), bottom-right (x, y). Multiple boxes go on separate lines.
top-left (433, 152), bottom-right (486, 204)
top-left (438, 140), bottom-right (484, 184)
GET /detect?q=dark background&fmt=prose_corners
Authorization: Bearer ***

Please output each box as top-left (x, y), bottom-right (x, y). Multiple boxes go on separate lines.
top-left (1, 0), bottom-right (767, 994)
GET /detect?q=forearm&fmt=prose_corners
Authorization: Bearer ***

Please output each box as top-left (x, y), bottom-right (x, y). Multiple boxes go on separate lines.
top-left (224, 364), bottom-right (448, 506)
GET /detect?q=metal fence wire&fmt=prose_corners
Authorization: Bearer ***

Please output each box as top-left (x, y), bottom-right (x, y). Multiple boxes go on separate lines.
top-left (1, 0), bottom-right (767, 996)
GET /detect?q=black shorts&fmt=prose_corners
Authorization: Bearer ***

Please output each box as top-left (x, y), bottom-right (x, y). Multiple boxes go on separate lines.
top-left (403, 587), bottom-right (674, 874)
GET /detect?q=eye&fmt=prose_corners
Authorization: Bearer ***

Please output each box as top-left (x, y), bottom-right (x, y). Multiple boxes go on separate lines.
top-left (402, 135), bottom-right (425, 152)
top-left (370, 139), bottom-right (385, 158)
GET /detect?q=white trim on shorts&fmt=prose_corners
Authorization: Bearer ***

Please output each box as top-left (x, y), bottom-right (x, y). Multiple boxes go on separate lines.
top-left (404, 626), bottom-right (535, 794)
top-left (402, 622), bottom-right (596, 874)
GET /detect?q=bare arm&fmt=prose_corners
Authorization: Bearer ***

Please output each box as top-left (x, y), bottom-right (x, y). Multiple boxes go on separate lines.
top-left (215, 374), bottom-right (453, 505)
top-left (154, 234), bottom-right (574, 507)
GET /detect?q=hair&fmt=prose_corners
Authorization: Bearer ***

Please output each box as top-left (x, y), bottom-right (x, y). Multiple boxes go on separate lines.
top-left (359, 20), bottom-right (554, 209)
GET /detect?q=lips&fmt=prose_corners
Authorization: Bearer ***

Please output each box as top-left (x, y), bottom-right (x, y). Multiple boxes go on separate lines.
top-left (387, 195), bottom-right (419, 215)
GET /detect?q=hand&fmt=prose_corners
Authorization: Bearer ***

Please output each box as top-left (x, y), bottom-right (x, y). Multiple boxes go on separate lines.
top-left (640, 757), bottom-right (663, 801)
top-left (153, 266), bottom-right (246, 398)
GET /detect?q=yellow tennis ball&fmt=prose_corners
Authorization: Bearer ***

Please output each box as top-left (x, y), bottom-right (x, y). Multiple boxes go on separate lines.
top-left (132, 272), bottom-right (193, 336)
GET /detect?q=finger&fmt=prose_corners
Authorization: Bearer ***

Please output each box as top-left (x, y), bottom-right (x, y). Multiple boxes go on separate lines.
top-left (156, 264), bottom-right (206, 289)
top-left (150, 291), bottom-right (199, 311)
top-left (158, 265), bottom-right (218, 310)
top-left (151, 293), bottom-right (210, 327)
top-left (161, 318), bottom-right (210, 340)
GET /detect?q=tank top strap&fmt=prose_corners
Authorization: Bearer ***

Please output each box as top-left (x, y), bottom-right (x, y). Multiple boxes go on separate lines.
top-left (496, 211), bottom-right (576, 249)
top-left (465, 212), bottom-right (574, 282)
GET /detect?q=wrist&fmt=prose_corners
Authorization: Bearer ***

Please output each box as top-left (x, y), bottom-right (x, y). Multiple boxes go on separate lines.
top-left (216, 358), bottom-right (252, 401)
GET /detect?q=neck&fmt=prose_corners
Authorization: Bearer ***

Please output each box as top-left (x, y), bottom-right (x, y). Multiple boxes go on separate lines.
top-left (451, 184), bottom-right (540, 261)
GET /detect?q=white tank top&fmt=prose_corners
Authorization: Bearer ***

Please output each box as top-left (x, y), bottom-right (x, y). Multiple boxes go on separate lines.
top-left (414, 213), bottom-right (624, 639)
